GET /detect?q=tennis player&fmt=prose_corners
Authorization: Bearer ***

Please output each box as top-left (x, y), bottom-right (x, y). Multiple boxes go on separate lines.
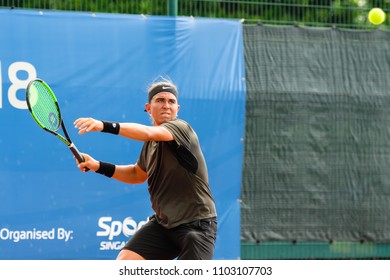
top-left (74, 79), bottom-right (217, 260)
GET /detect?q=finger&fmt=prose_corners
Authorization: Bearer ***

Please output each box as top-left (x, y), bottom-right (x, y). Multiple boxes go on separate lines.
top-left (78, 162), bottom-right (88, 172)
top-left (74, 118), bottom-right (86, 128)
top-left (75, 121), bottom-right (92, 134)
top-left (74, 118), bottom-right (91, 129)
top-left (76, 119), bottom-right (98, 133)
top-left (77, 126), bottom-right (88, 135)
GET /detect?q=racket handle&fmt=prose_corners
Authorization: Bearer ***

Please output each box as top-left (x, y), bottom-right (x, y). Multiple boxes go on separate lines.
top-left (69, 143), bottom-right (89, 171)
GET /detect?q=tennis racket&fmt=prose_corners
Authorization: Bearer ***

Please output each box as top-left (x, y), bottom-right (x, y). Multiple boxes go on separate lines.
top-left (26, 78), bottom-right (86, 167)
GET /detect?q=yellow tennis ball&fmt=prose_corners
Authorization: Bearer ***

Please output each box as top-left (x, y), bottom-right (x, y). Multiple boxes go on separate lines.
top-left (368, 8), bottom-right (386, 25)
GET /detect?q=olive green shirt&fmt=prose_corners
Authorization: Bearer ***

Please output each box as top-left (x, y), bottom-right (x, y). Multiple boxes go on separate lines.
top-left (137, 119), bottom-right (217, 228)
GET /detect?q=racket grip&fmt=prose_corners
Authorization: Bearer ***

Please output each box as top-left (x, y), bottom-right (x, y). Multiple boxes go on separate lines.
top-left (69, 143), bottom-right (89, 171)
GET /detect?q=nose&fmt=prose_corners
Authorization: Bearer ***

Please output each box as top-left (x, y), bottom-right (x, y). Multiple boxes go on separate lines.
top-left (162, 100), bottom-right (170, 108)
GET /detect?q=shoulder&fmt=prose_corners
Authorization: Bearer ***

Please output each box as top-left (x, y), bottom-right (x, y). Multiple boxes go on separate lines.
top-left (161, 119), bottom-right (196, 138)
top-left (162, 118), bottom-right (191, 130)
top-left (161, 119), bottom-right (196, 144)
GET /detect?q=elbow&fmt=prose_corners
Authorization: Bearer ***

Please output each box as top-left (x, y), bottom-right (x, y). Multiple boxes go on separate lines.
top-left (130, 175), bottom-right (147, 184)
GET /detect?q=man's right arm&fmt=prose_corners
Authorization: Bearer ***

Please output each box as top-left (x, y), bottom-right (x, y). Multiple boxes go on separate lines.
top-left (112, 163), bottom-right (148, 184)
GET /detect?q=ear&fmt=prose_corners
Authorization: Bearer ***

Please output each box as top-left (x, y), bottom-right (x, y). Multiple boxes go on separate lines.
top-left (145, 103), bottom-right (151, 114)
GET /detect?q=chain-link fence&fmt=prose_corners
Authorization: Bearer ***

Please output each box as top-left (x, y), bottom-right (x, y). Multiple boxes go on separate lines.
top-left (0, 0), bottom-right (389, 29)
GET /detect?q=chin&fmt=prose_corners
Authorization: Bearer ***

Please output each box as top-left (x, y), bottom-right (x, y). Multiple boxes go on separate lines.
top-left (158, 116), bottom-right (175, 124)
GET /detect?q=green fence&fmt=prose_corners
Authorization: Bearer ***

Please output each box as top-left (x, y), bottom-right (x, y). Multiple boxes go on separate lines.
top-left (241, 242), bottom-right (390, 259)
top-left (241, 23), bottom-right (390, 260)
top-left (0, 0), bottom-right (389, 29)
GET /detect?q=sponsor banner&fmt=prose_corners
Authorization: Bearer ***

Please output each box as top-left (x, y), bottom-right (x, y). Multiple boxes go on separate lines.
top-left (0, 9), bottom-right (245, 259)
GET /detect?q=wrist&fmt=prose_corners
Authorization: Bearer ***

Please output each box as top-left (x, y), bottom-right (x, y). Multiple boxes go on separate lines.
top-left (101, 121), bottom-right (120, 134)
top-left (96, 161), bottom-right (116, 177)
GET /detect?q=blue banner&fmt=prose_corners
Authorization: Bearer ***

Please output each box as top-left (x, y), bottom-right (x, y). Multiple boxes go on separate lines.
top-left (0, 9), bottom-right (245, 259)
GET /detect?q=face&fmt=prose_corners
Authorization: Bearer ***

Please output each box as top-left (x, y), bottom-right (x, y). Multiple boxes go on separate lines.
top-left (145, 92), bottom-right (180, 125)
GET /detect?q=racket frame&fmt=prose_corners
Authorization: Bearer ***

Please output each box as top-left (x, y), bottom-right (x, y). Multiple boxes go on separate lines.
top-left (26, 78), bottom-right (85, 164)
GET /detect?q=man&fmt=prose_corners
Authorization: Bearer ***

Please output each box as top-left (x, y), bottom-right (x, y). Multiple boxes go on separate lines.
top-left (74, 80), bottom-right (217, 260)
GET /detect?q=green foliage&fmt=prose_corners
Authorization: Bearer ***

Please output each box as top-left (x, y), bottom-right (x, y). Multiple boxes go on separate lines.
top-left (0, 0), bottom-right (388, 28)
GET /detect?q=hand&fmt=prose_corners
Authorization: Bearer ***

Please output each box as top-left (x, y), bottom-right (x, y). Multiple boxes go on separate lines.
top-left (76, 153), bottom-right (100, 172)
top-left (74, 117), bottom-right (104, 135)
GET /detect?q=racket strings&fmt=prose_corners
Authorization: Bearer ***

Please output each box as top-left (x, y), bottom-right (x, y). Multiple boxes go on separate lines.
top-left (28, 82), bottom-right (61, 131)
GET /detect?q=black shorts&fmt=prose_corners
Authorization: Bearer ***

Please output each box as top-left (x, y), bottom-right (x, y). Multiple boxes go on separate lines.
top-left (122, 215), bottom-right (217, 260)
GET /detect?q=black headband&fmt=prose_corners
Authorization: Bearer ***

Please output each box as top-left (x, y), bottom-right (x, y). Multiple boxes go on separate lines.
top-left (148, 84), bottom-right (178, 103)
